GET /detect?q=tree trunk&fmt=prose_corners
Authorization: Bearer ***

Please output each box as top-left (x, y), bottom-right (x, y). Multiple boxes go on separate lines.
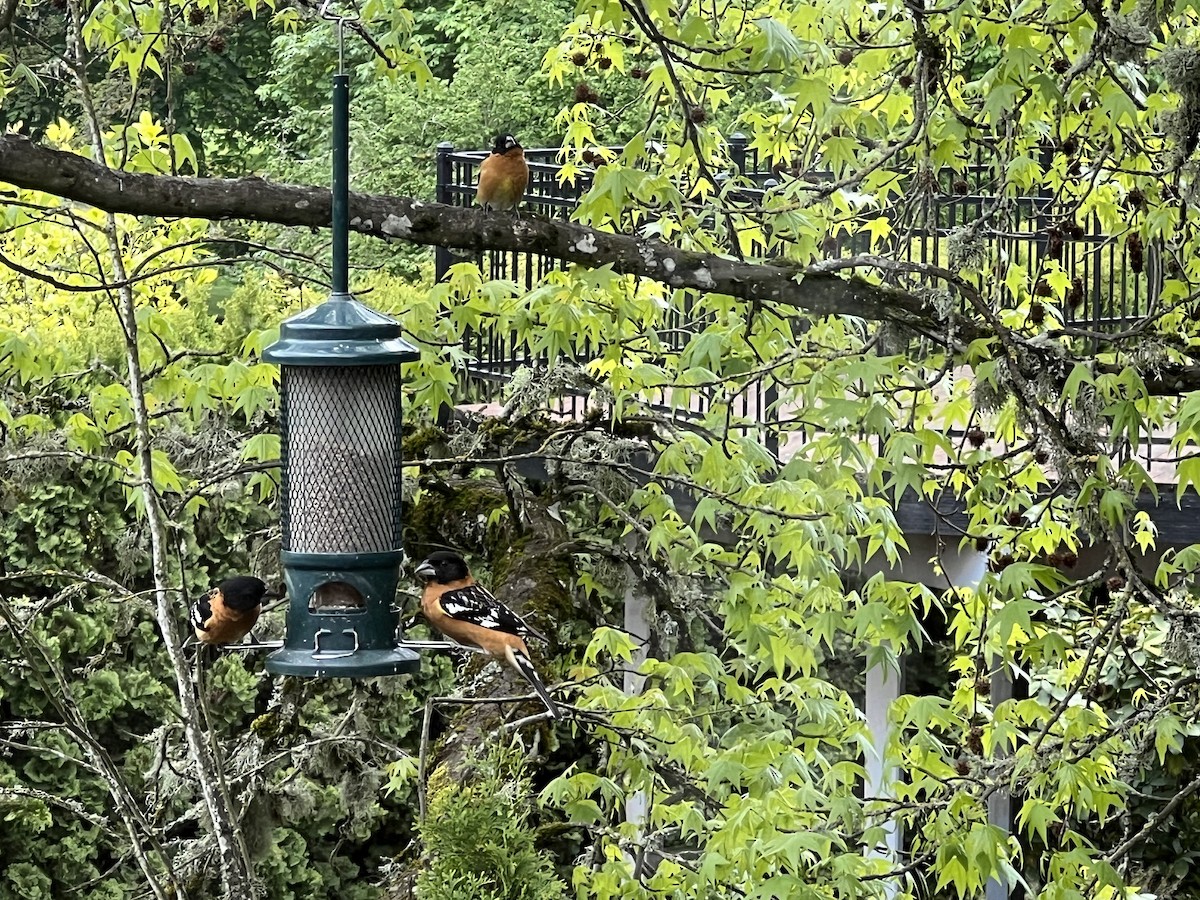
top-left (64, 2), bottom-right (254, 893)
top-left (405, 473), bottom-right (578, 775)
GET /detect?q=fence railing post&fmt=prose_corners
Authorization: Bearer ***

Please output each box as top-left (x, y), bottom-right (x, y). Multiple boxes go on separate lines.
top-left (728, 132), bottom-right (748, 175)
top-left (435, 141), bottom-right (455, 281)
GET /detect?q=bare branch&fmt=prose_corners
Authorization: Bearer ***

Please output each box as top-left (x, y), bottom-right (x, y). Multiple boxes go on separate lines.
top-left (0, 0), bottom-right (19, 31)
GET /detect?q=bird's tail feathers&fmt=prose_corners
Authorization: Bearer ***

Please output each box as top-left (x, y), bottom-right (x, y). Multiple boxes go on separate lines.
top-left (505, 646), bottom-right (560, 720)
top-left (524, 623), bottom-right (550, 645)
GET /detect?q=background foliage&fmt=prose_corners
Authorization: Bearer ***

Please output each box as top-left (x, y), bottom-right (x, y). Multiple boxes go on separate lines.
top-left (4, 0), bottom-right (1200, 896)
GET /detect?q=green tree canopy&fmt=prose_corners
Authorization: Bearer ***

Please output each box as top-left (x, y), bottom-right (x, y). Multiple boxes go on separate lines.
top-left (2, 0), bottom-right (1200, 897)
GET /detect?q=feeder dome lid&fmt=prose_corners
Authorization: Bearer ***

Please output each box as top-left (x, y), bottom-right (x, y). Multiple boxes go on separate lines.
top-left (264, 294), bottom-right (420, 366)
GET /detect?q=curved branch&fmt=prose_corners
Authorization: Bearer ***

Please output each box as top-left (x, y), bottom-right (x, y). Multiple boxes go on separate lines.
top-left (6, 134), bottom-right (1200, 394)
top-left (0, 134), bottom-right (943, 330)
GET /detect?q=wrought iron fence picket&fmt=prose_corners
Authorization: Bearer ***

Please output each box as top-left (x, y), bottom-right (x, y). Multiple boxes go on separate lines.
top-left (433, 141), bottom-right (1157, 452)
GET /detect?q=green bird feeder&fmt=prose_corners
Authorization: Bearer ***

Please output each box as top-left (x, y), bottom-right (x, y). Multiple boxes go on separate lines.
top-left (261, 68), bottom-right (421, 678)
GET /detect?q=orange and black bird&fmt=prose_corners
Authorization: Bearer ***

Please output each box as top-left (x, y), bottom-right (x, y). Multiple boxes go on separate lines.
top-left (476, 134), bottom-right (528, 214)
top-left (415, 550), bottom-right (560, 719)
top-left (190, 576), bottom-right (282, 646)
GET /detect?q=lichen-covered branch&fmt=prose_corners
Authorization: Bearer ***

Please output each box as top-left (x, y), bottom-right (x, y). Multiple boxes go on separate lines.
top-left (5, 134), bottom-right (1199, 394)
top-left (0, 135), bottom-right (944, 330)
top-left (405, 473), bottom-right (582, 774)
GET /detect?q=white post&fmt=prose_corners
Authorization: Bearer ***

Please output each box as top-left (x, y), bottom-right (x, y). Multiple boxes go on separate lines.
top-left (623, 540), bottom-right (652, 830)
top-left (865, 646), bottom-right (904, 896)
top-left (986, 661), bottom-right (1015, 900)
top-left (855, 541), bottom-right (992, 896)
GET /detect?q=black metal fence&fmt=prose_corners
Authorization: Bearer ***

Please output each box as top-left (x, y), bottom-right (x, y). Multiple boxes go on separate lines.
top-left (434, 136), bottom-right (1164, 454)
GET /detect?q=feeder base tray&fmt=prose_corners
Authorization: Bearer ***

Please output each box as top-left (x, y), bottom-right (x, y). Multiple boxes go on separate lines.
top-left (265, 646), bottom-right (420, 678)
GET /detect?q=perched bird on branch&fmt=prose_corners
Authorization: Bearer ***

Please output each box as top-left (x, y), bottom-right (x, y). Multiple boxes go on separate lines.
top-left (190, 576), bottom-right (282, 646)
top-left (476, 134), bottom-right (528, 213)
top-left (415, 550), bottom-right (560, 719)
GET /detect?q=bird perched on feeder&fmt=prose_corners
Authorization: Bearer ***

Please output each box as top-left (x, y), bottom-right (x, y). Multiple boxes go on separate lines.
top-left (190, 576), bottom-right (283, 646)
top-left (476, 134), bottom-right (528, 214)
top-left (414, 550), bottom-right (560, 719)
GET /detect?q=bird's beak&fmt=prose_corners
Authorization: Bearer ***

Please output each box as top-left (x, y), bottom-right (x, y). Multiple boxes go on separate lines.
top-left (414, 561), bottom-right (435, 580)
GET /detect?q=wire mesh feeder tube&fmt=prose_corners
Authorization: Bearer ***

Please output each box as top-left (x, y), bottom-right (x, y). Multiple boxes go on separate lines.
top-left (280, 365), bottom-right (402, 554)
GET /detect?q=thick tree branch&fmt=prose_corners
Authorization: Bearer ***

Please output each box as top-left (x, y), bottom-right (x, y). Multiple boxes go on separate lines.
top-left (0, 135), bottom-right (940, 328)
top-left (6, 134), bottom-right (1200, 394)
top-left (405, 476), bottom-right (580, 770)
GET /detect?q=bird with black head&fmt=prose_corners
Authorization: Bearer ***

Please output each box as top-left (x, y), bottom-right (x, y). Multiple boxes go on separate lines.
top-left (190, 576), bottom-right (284, 646)
top-left (414, 550), bottom-right (559, 719)
top-left (476, 134), bottom-right (529, 214)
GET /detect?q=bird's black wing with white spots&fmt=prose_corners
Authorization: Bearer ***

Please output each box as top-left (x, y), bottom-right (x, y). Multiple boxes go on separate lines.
top-left (438, 583), bottom-right (548, 642)
top-left (190, 588), bottom-right (215, 631)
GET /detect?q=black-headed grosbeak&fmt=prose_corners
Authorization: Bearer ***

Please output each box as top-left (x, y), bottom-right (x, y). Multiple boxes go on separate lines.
top-left (190, 576), bottom-right (282, 646)
top-left (415, 550), bottom-right (560, 719)
top-left (476, 134), bottom-right (528, 213)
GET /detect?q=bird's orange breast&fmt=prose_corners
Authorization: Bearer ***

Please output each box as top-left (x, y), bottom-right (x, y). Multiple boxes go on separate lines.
top-left (477, 149), bottom-right (528, 209)
top-left (420, 583), bottom-right (529, 659)
top-left (195, 596), bottom-right (260, 644)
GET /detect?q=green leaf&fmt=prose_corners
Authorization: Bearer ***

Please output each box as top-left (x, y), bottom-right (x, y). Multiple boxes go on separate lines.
top-left (584, 626), bottom-right (638, 664)
top-left (753, 17), bottom-right (807, 66)
top-left (1017, 797), bottom-right (1058, 843)
top-left (241, 433), bottom-right (281, 462)
top-left (1178, 456), bottom-right (1200, 503)
top-left (1154, 714), bottom-right (1184, 764)
top-left (1062, 363), bottom-right (1095, 400)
